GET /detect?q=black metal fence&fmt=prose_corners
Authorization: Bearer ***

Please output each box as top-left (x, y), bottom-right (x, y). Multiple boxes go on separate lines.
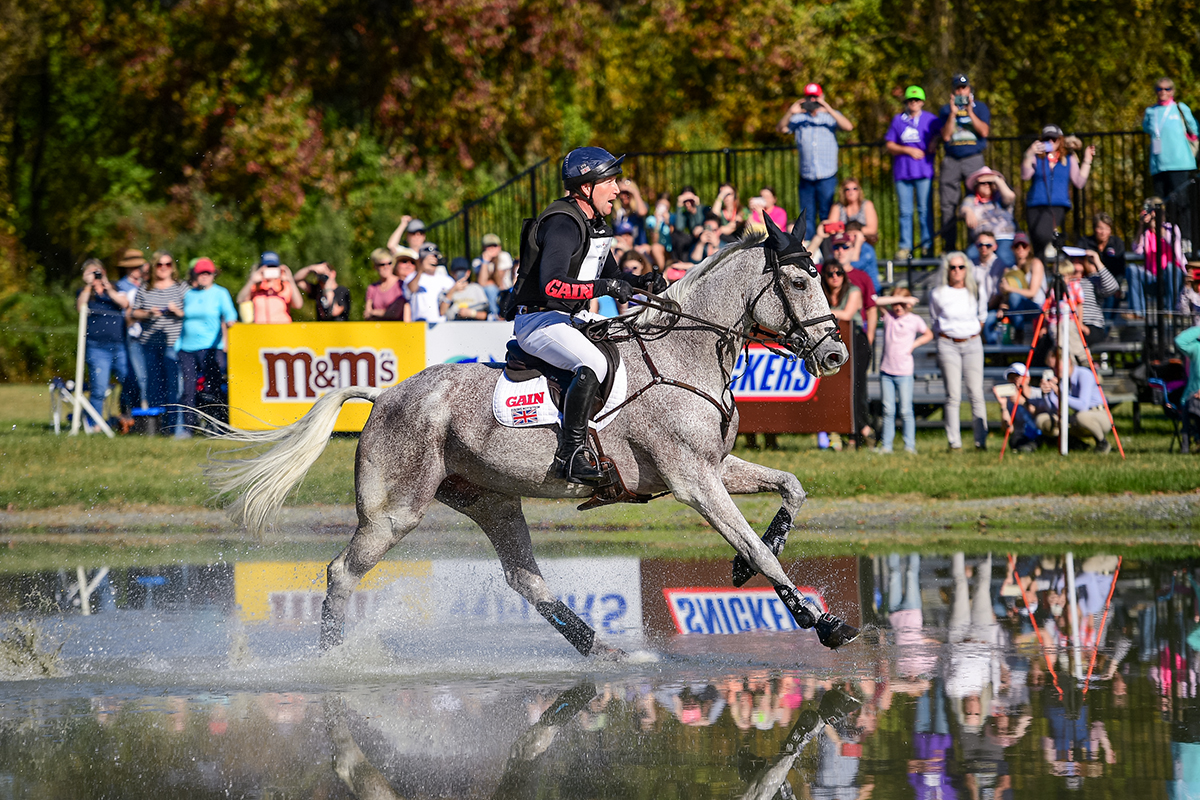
top-left (426, 132), bottom-right (1198, 265)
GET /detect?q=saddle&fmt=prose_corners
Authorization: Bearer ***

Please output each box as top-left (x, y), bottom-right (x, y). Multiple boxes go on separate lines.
top-left (502, 339), bottom-right (622, 417)
top-left (492, 338), bottom-right (652, 511)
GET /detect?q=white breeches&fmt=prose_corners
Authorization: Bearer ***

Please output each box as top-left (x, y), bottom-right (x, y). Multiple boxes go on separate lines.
top-left (513, 311), bottom-right (608, 381)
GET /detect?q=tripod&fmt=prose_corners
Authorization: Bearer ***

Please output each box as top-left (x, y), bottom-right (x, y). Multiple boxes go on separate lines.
top-left (999, 270), bottom-right (1125, 460)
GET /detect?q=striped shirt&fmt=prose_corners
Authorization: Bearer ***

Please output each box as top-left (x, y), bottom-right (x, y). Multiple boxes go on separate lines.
top-left (1051, 268), bottom-right (1118, 330)
top-left (135, 281), bottom-right (189, 346)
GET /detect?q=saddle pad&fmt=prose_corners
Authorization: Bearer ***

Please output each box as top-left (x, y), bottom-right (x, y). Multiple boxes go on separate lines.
top-left (493, 360), bottom-right (627, 431)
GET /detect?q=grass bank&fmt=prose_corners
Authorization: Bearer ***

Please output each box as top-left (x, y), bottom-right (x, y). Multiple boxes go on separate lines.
top-left (4, 383), bottom-right (1198, 510)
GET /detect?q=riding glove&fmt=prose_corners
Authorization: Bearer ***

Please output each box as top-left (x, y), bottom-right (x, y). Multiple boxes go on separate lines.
top-left (635, 270), bottom-right (668, 294)
top-left (595, 278), bottom-right (634, 304)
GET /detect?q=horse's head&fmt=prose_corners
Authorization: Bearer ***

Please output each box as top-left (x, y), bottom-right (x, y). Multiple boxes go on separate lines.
top-left (753, 212), bottom-right (848, 376)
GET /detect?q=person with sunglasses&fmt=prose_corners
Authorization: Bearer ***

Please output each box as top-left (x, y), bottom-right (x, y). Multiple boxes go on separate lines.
top-left (819, 257), bottom-right (862, 451)
top-left (131, 251), bottom-right (190, 434)
top-left (1142, 78), bottom-right (1198, 209)
top-left (972, 231), bottom-right (1010, 345)
top-left (364, 247), bottom-right (412, 321)
top-left (1020, 125), bottom-right (1094, 260)
top-left (929, 253), bottom-right (989, 450)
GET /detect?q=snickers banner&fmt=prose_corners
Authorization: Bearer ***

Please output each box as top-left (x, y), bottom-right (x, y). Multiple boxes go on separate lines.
top-left (227, 322), bottom-right (426, 431)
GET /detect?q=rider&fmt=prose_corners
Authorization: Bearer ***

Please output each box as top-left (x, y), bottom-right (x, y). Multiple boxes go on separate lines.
top-left (507, 147), bottom-right (666, 485)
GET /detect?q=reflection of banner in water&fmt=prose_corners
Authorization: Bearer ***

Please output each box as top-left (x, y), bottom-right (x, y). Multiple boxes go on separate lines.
top-left (431, 558), bottom-right (642, 636)
top-left (732, 345), bottom-right (819, 402)
top-left (662, 587), bottom-right (826, 634)
top-left (234, 561), bottom-right (433, 623)
top-left (232, 557), bottom-right (642, 636)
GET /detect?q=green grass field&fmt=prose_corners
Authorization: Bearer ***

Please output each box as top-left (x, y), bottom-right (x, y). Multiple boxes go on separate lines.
top-left (2, 382), bottom-right (1197, 513)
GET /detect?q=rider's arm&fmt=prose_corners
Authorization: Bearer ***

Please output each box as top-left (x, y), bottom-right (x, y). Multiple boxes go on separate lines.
top-left (537, 215), bottom-right (605, 301)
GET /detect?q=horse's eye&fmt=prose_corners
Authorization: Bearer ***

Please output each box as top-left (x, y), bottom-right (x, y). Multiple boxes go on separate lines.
top-left (791, 278), bottom-right (808, 291)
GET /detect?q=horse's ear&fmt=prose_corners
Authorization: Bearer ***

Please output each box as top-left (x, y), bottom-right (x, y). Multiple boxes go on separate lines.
top-left (791, 211), bottom-right (807, 243)
top-left (762, 208), bottom-right (791, 252)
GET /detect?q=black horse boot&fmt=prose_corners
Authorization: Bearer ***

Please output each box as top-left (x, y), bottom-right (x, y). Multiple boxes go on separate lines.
top-left (555, 367), bottom-right (606, 486)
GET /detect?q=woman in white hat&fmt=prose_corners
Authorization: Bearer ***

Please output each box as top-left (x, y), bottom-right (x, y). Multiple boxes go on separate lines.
top-left (959, 166), bottom-right (1016, 265)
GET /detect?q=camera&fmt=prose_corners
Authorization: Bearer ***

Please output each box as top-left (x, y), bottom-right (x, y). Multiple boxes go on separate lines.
top-left (823, 221), bottom-right (845, 235)
top-left (261, 267), bottom-right (281, 281)
top-left (954, 95), bottom-right (969, 109)
top-left (801, 99), bottom-right (820, 113)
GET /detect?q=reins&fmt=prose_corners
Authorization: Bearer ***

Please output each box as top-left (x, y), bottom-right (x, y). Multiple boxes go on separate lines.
top-left (586, 246), bottom-right (840, 436)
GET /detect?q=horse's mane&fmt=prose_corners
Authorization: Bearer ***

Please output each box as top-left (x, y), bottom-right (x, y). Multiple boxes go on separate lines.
top-left (632, 231), bottom-right (766, 330)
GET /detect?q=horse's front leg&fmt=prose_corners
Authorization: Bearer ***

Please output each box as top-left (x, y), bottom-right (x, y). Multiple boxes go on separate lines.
top-left (671, 466), bottom-right (858, 649)
top-left (720, 455), bottom-right (807, 586)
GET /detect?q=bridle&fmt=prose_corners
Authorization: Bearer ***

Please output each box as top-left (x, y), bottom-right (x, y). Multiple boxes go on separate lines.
top-left (586, 242), bottom-right (843, 438)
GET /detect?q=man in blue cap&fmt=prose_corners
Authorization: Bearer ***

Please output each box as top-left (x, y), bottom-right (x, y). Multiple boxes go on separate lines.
top-left (938, 73), bottom-right (991, 252)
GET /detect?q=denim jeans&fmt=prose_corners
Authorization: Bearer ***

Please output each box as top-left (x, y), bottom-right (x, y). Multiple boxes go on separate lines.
top-left (983, 309), bottom-right (1003, 345)
top-left (1127, 265), bottom-right (1184, 316)
top-left (141, 337), bottom-right (181, 432)
top-left (482, 284), bottom-right (500, 317)
top-left (797, 175), bottom-right (838, 240)
top-left (880, 372), bottom-right (915, 452)
top-left (125, 337), bottom-right (148, 410)
top-left (895, 178), bottom-right (933, 254)
top-left (179, 348), bottom-right (225, 431)
top-left (1006, 294), bottom-right (1041, 336)
top-left (84, 339), bottom-right (128, 417)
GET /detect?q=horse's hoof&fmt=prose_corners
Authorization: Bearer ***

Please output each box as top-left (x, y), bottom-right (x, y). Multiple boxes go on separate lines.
top-left (818, 688), bottom-right (862, 723)
top-left (589, 642), bottom-right (629, 662)
top-left (731, 555), bottom-right (755, 587)
top-left (814, 613), bottom-right (859, 649)
top-left (538, 682), bottom-right (598, 726)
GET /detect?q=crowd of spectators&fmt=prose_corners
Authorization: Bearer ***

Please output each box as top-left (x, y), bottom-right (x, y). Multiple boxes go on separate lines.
top-left (71, 74), bottom-right (1200, 449)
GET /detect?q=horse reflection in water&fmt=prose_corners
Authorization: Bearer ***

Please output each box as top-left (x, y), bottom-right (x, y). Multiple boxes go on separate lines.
top-left (207, 214), bottom-right (859, 659)
top-left (324, 683), bottom-right (862, 800)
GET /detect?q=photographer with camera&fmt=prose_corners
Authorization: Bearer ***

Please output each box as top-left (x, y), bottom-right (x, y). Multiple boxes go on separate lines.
top-left (938, 74), bottom-right (991, 252)
top-left (1020, 125), bottom-right (1094, 260)
top-left (293, 262), bottom-right (350, 321)
top-left (689, 212), bottom-right (724, 264)
top-left (236, 252), bottom-right (304, 324)
top-left (777, 83), bottom-right (854, 241)
top-left (1129, 197), bottom-right (1187, 319)
top-left (1027, 349), bottom-right (1112, 453)
top-left (671, 186), bottom-right (708, 256)
top-left (885, 86), bottom-right (942, 260)
top-left (76, 257), bottom-right (131, 430)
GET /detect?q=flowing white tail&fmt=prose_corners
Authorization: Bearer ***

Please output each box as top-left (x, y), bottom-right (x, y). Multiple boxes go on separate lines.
top-left (205, 386), bottom-right (382, 536)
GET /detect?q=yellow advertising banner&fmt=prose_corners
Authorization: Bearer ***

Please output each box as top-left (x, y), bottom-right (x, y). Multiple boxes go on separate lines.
top-left (227, 322), bottom-right (426, 431)
top-left (233, 560), bottom-right (432, 623)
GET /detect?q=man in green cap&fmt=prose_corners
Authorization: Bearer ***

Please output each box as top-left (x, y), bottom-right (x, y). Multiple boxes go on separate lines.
top-left (885, 85), bottom-right (943, 259)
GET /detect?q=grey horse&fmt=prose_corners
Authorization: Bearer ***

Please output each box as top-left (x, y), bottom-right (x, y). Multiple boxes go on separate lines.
top-left (207, 213), bottom-right (859, 659)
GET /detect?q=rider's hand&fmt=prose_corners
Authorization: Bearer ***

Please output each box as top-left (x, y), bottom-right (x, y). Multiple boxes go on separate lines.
top-left (642, 270), bottom-right (668, 294)
top-left (596, 279), bottom-right (634, 304)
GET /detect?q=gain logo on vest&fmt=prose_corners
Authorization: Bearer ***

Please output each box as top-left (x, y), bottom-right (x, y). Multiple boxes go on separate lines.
top-left (260, 347), bottom-right (398, 402)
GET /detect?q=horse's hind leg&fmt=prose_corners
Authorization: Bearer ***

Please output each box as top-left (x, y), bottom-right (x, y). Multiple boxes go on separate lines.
top-left (435, 477), bottom-right (624, 660)
top-left (720, 455), bottom-right (807, 586)
top-left (320, 471), bottom-right (440, 650)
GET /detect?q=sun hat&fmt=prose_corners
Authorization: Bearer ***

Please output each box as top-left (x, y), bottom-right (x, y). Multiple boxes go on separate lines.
top-left (904, 86), bottom-right (926, 101)
top-left (966, 167), bottom-right (1003, 192)
top-left (118, 248), bottom-right (147, 268)
top-left (392, 246), bottom-right (418, 261)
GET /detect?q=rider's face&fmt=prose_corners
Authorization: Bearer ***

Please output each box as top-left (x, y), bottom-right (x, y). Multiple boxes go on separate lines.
top-left (589, 178), bottom-right (620, 216)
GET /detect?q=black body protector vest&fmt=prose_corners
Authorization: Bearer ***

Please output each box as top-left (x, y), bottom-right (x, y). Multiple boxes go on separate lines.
top-left (505, 197), bottom-right (614, 320)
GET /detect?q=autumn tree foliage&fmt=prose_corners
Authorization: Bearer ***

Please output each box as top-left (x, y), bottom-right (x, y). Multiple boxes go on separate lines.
top-left (0, 0), bottom-right (1197, 286)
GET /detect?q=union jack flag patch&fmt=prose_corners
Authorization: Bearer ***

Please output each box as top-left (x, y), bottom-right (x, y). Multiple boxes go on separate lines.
top-left (512, 407), bottom-right (539, 425)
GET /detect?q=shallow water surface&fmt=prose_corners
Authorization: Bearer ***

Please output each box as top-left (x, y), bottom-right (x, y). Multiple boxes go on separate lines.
top-left (0, 547), bottom-right (1196, 798)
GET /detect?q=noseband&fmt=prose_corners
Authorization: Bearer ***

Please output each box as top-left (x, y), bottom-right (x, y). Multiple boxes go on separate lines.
top-left (746, 246), bottom-right (841, 362)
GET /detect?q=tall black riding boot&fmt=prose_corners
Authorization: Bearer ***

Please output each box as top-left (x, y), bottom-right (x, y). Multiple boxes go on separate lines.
top-left (555, 367), bottom-right (606, 486)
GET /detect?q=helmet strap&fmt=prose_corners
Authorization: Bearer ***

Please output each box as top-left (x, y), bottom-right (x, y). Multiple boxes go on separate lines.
top-left (574, 183), bottom-right (606, 231)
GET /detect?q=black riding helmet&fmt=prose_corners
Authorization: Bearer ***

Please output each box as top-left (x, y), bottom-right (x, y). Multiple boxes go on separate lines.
top-left (561, 147), bottom-right (625, 192)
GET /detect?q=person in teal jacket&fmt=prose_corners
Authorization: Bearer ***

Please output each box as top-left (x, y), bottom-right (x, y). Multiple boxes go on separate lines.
top-left (1143, 78), bottom-right (1198, 205)
top-left (1176, 324), bottom-right (1200, 449)
top-left (177, 258), bottom-right (237, 438)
